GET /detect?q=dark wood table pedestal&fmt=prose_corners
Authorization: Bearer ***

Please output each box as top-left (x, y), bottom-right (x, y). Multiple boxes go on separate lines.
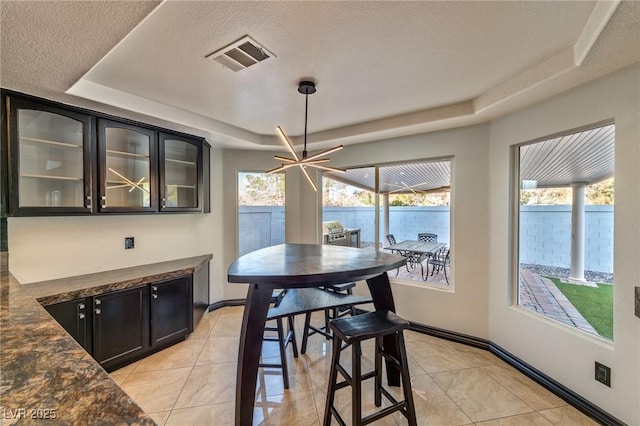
top-left (228, 244), bottom-right (406, 426)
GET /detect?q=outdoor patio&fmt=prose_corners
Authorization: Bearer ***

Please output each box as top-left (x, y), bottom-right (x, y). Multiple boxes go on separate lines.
top-left (377, 243), bottom-right (604, 338)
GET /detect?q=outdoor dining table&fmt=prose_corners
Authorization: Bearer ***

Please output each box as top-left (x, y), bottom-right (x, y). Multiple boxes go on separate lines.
top-left (227, 243), bottom-right (406, 426)
top-left (387, 240), bottom-right (447, 278)
top-left (387, 239), bottom-right (446, 256)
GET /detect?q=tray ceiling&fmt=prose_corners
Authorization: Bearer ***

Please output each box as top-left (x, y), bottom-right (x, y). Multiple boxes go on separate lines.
top-left (1, 1), bottom-right (638, 151)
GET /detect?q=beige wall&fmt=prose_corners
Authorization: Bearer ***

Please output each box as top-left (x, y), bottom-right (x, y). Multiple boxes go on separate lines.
top-left (488, 63), bottom-right (640, 424)
top-left (220, 123), bottom-right (492, 338)
top-left (8, 148), bottom-right (221, 292)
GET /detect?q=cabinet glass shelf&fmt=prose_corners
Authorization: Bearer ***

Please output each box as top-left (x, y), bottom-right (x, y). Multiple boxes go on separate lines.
top-left (102, 125), bottom-right (153, 209)
top-left (21, 136), bottom-right (83, 149)
top-left (16, 108), bottom-right (87, 208)
top-left (161, 137), bottom-right (199, 209)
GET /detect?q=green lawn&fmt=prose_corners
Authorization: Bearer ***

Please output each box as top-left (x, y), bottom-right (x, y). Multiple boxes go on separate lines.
top-left (547, 277), bottom-right (613, 340)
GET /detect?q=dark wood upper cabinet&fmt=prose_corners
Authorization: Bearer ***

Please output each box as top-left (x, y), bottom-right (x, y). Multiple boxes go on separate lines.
top-left (2, 91), bottom-right (210, 216)
top-left (7, 97), bottom-right (94, 216)
top-left (158, 133), bottom-right (201, 212)
top-left (98, 119), bottom-right (158, 213)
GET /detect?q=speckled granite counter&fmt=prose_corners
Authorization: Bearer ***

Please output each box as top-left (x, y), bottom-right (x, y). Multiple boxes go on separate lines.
top-left (27, 255), bottom-right (212, 306)
top-left (0, 255), bottom-right (211, 425)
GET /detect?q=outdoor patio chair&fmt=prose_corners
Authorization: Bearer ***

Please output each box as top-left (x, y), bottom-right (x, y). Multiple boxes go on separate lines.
top-left (426, 246), bottom-right (450, 284)
top-left (418, 233), bottom-right (437, 242)
top-left (386, 234), bottom-right (426, 276)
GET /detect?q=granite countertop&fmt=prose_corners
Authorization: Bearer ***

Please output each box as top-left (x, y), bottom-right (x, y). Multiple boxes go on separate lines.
top-left (27, 255), bottom-right (212, 306)
top-left (0, 254), bottom-right (212, 425)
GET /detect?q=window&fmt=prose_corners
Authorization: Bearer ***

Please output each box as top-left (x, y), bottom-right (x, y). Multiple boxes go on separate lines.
top-left (237, 172), bottom-right (285, 256)
top-left (514, 124), bottom-right (614, 340)
top-left (322, 159), bottom-right (452, 286)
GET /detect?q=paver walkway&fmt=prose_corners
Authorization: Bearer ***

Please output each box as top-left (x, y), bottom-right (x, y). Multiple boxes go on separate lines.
top-left (519, 269), bottom-right (597, 335)
top-left (377, 243), bottom-right (598, 336)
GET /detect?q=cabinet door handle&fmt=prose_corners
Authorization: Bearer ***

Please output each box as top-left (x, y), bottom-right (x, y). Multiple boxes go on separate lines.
top-left (85, 196), bottom-right (92, 209)
top-left (152, 294), bottom-right (158, 299)
top-left (95, 299), bottom-right (101, 305)
top-left (79, 313), bottom-right (85, 319)
top-left (95, 308), bottom-right (101, 315)
top-left (152, 286), bottom-right (158, 291)
top-left (79, 303), bottom-right (85, 310)
top-left (161, 198), bottom-right (166, 208)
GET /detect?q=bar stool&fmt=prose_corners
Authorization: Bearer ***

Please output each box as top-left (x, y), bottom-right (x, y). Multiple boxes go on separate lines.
top-left (300, 282), bottom-right (357, 354)
top-left (323, 310), bottom-right (417, 426)
top-left (260, 290), bottom-right (298, 389)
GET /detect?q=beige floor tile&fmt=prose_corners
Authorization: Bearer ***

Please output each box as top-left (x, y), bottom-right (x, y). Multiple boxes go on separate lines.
top-left (448, 342), bottom-right (507, 367)
top-left (196, 335), bottom-right (240, 364)
top-left (537, 406), bottom-right (600, 425)
top-left (255, 353), bottom-right (312, 397)
top-left (120, 367), bottom-right (191, 413)
top-left (476, 412), bottom-right (554, 426)
top-left (431, 368), bottom-right (533, 422)
top-left (188, 313), bottom-right (218, 339)
top-left (254, 390), bottom-right (320, 426)
top-left (109, 373), bottom-right (129, 386)
top-left (407, 339), bottom-right (485, 373)
top-left (147, 410), bottom-right (171, 426)
top-left (406, 374), bottom-right (473, 425)
top-left (112, 308), bottom-right (601, 426)
top-left (209, 313), bottom-right (243, 337)
top-left (133, 337), bottom-right (206, 372)
top-left (173, 362), bottom-right (237, 409)
top-left (482, 364), bottom-right (566, 411)
top-left (110, 360), bottom-right (139, 375)
top-left (165, 402), bottom-right (234, 426)
top-left (314, 380), bottom-right (399, 426)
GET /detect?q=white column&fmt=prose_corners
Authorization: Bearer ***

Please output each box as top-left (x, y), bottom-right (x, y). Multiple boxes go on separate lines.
top-left (383, 193), bottom-right (390, 246)
top-left (569, 182), bottom-right (587, 282)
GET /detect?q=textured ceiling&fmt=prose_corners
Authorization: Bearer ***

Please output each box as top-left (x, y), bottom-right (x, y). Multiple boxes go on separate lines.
top-left (1, 1), bottom-right (638, 151)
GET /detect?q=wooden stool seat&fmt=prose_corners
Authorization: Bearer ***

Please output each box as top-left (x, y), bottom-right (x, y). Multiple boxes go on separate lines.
top-left (330, 309), bottom-right (409, 343)
top-left (324, 310), bottom-right (417, 426)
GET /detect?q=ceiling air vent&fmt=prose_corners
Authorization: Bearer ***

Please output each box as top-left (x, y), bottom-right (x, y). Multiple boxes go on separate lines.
top-left (206, 35), bottom-right (275, 72)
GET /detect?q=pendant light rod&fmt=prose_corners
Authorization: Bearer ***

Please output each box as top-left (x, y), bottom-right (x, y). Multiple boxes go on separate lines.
top-left (270, 79), bottom-right (344, 192)
top-left (303, 92), bottom-right (308, 158)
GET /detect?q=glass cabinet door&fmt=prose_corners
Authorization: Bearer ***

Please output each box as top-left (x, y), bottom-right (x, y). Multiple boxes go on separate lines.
top-left (159, 133), bottom-right (202, 211)
top-left (98, 120), bottom-right (157, 212)
top-left (9, 98), bottom-right (92, 214)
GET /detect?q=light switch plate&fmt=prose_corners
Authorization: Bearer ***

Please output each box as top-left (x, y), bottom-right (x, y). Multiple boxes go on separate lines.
top-left (635, 287), bottom-right (640, 319)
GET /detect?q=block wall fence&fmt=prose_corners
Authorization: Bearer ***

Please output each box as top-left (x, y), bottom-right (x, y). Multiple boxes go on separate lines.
top-left (238, 205), bottom-right (613, 273)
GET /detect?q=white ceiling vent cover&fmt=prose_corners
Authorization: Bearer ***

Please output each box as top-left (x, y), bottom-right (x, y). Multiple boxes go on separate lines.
top-left (206, 35), bottom-right (275, 72)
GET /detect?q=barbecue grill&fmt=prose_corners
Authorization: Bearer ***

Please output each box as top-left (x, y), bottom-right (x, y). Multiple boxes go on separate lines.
top-left (322, 221), bottom-right (361, 247)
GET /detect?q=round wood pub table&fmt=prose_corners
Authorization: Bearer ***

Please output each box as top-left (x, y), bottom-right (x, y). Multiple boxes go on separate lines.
top-left (227, 243), bottom-right (406, 426)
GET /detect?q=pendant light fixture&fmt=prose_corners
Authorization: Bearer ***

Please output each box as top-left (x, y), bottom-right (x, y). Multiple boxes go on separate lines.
top-left (267, 80), bottom-right (345, 191)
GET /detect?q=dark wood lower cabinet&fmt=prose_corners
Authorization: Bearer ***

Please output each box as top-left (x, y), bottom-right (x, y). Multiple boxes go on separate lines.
top-left (150, 276), bottom-right (193, 346)
top-left (44, 299), bottom-right (91, 352)
top-left (92, 285), bottom-right (150, 370)
top-left (43, 274), bottom-right (198, 372)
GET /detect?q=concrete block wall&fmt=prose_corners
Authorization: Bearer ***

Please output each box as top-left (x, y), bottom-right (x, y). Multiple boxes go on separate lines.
top-left (238, 206), bottom-right (285, 256)
top-left (239, 205), bottom-right (613, 273)
top-left (519, 205), bottom-right (613, 273)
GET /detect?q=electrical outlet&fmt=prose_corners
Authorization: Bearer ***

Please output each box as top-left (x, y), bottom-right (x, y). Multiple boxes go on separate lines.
top-left (595, 362), bottom-right (611, 387)
top-left (124, 237), bottom-right (135, 250)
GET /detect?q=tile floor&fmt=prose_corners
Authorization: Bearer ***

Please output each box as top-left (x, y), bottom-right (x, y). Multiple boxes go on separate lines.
top-left (111, 306), bottom-right (599, 425)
